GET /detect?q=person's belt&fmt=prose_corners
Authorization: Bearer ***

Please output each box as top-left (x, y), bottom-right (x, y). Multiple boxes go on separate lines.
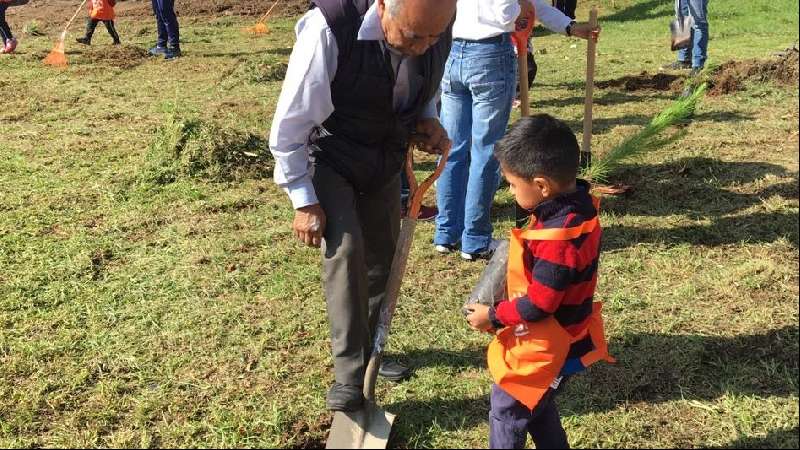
top-left (453, 33), bottom-right (509, 44)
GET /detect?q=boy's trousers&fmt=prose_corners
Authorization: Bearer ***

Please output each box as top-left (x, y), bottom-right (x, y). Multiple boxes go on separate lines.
top-left (489, 382), bottom-right (570, 449)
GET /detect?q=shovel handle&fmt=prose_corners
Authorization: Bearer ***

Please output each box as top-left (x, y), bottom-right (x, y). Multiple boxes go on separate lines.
top-left (362, 143), bottom-right (450, 401)
top-left (581, 8), bottom-right (598, 169)
top-left (404, 141), bottom-right (451, 219)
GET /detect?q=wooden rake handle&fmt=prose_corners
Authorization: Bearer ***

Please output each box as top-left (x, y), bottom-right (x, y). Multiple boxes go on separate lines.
top-left (581, 8), bottom-right (599, 169)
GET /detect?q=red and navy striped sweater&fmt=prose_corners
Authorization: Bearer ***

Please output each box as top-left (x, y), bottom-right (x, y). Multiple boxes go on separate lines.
top-left (489, 180), bottom-right (601, 372)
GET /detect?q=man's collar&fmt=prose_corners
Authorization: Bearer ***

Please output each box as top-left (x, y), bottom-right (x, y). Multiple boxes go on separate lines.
top-left (357, 3), bottom-right (385, 41)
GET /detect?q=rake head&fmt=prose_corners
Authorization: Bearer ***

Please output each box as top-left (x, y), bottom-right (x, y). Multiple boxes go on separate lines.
top-left (243, 22), bottom-right (269, 35)
top-left (43, 35), bottom-right (67, 68)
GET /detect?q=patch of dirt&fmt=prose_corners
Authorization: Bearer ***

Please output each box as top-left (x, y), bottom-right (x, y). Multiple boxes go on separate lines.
top-left (82, 44), bottom-right (150, 69)
top-left (708, 48), bottom-right (799, 96)
top-left (596, 71), bottom-right (686, 92)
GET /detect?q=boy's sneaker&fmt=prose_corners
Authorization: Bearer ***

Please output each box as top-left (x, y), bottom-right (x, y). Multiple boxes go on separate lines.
top-left (164, 47), bottom-right (181, 60)
top-left (434, 242), bottom-right (459, 254)
top-left (461, 239), bottom-right (502, 261)
top-left (2, 38), bottom-right (17, 54)
top-left (660, 60), bottom-right (691, 71)
top-left (76, 37), bottom-right (91, 46)
top-left (148, 45), bottom-right (167, 57)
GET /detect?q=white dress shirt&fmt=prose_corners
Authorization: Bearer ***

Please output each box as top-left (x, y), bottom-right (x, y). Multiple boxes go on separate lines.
top-left (269, 5), bottom-right (439, 210)
top-left (453, 0), bottom-right (574, 41)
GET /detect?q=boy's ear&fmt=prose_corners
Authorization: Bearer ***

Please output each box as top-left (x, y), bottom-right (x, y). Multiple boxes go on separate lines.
top-left (533, 176), bottom-right (552, 197)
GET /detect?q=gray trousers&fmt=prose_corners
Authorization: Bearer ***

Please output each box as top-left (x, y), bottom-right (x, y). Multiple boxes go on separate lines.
top-left (313, 162), bottom-right (401, 386)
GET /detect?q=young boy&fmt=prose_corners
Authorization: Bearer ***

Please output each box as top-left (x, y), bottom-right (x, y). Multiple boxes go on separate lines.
top-left (76, 0), bottom-right (121, 46)
top-left (0, 0), bottom-right (18, 54)
top-left (466, 114), bottom-right (613, 449)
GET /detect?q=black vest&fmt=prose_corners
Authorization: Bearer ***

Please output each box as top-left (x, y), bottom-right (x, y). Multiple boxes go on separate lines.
top-left (311, 0), bottom-right (452, 193)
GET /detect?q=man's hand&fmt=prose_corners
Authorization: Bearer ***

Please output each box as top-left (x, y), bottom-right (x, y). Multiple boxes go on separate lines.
top-left (293, 204), bottom-right (326, 248)
top-left (516, 0), bottom-right (535, 31)
top-left (465, 304), bottom-right (495, 333)
top-left (414, 118), bottom-right (451, 155)
top-left (570, 23), bottom-right (601, 42)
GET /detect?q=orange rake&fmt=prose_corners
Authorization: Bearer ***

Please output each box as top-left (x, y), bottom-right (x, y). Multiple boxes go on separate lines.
top-left (243, 0), bottom-right (282, 35)
top-left (43, 0), bottom-right (89, 68)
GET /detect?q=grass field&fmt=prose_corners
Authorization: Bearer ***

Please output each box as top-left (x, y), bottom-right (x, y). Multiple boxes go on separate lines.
top-left (1, 0), bottom-right (798, 447)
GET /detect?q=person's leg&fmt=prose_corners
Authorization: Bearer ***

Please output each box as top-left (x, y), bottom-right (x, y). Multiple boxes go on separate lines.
top-left (461, 39), bottom-right (516, 255)
top-left (104, 20), bottom-right (121, 44)
top-left (151, 0), bottom-right (168, 48)
top-left (77, 18), bottom-right (99, 44)
top-left (434, 45), bottom-right (473, 249)
top-left (489, 385), bottom-right (532, 449)
top-left (314, 163), bottom-right (372, 394)
top-left (0, 6), bottom-right (12, 42)
top-left (688, 0), bottom-right (709, 69)
top-left (527, 390), bottom-right (570, 449)
top-left (676, 0), bottom-right (692, 64)
top-left (158, 0), bottom-right (180, 49)
top-left (565, 0), bottom-right (578, 19)
top-left (358, 172), bottom-right (405, 378)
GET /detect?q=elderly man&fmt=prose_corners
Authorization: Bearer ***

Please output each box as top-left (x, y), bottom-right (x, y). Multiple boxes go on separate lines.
top-left (269, 0), bottom-right (456, 412)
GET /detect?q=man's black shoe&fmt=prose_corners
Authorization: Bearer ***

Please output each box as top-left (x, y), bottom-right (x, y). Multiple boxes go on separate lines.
top-left (378, 360), bottom-right (411, 382)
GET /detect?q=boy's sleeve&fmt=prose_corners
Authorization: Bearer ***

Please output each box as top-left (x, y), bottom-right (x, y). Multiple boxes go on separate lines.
top-left (490, 240), bottom-right (575, 328)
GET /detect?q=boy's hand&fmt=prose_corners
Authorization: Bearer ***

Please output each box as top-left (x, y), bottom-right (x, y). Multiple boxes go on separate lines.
top-left (465, 304), bottom-right (495, 333)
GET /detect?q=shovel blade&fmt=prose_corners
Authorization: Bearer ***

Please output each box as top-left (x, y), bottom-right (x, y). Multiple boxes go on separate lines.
top-left (326, 403), bottom-right (395, 449)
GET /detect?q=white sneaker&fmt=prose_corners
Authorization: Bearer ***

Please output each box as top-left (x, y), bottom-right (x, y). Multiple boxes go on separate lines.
top-left (435, 243), bottom-right (459, 254)
top-left (460, 239), bottom-right (502, 261)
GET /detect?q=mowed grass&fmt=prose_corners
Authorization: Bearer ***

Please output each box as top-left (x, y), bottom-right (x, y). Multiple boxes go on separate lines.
top-left (1, 0), bottom-right (798, 448)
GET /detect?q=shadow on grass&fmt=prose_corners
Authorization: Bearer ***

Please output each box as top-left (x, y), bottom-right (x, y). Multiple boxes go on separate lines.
top-left (601, 0), bottom-right (672, 23)
top-left (388, 326), bottom-right (798, 447)
top-left (599, 157), bottom-right (799, 249)
top-left (709, 426), bottom-right (800, 449)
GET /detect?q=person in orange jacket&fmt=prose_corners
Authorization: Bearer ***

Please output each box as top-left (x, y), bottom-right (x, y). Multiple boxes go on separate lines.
top-left (466, 114), bottom-right (613, 449)
top-left (76, 0), bottom-right (120, 46)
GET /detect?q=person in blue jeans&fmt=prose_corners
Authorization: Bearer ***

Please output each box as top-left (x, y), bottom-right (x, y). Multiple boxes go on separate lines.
top-left (662, 0), bottom-right (709, 74)
top-left (148, 0), bottom-right (180, 60)
top-left (435, 0), bottom-right (599, 261)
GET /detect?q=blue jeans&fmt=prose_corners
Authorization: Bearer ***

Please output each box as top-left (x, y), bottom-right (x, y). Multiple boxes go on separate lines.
top-left (676, 0), bottom-right (709, 68)
top-left (435, 35), bottom-right (517, 254)
top-left (152, 0), bottom-right (180, 48)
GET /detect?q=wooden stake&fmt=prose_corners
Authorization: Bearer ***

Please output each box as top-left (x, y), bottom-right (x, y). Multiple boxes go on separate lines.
top-left (581, 7), bottom-right (598, 169)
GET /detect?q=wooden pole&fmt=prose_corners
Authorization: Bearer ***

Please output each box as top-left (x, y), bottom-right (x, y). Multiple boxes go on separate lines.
top-left (581, 8), bottom-right (598, 170)
top-left (518, 44), bottom-right (531, 118)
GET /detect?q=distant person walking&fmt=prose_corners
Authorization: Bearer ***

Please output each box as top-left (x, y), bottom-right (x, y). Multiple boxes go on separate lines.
top-left (661, 0), bottom-right (709, 75)
top-left (0, 0), bottom-right (18, 54)
top-left (149, 0), bottom-right (180, 59)
top-left (76, 0), bottom-right (121, 46)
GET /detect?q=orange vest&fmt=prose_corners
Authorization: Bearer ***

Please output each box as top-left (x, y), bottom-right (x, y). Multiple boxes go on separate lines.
top-left (487, 196), bottom-right (615, 410)
top-left (89, 0), bottom-right (115, 21)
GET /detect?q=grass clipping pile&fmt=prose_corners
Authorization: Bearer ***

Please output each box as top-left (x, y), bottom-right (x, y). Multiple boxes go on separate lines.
top-left (140, 113), bottom-right (272, 186)
top-left (708, 47), bottom-right (799, 96)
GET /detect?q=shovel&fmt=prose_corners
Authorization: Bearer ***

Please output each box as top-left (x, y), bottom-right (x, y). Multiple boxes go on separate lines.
top-left (670, 0), bottom-right (694, 51)
top-left (326, 141), bottom-right (451, 450)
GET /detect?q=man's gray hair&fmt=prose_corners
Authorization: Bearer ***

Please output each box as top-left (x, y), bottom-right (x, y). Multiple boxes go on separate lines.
top-left (384, 0), bottom-right (403, 17)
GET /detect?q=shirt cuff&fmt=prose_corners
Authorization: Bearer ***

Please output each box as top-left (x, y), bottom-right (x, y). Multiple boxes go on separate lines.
top-left (488, 306), bottom-right (505, 330)
top-left (284, 175), bottom-right (319, 209)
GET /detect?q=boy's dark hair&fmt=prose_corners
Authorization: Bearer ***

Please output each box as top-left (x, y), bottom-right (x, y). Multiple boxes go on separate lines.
top-left (494, 114), bottom-right (579, 184)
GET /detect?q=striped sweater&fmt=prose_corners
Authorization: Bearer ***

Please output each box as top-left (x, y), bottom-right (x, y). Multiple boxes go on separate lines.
top-left (489, 179), bottom-right (601, 372)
